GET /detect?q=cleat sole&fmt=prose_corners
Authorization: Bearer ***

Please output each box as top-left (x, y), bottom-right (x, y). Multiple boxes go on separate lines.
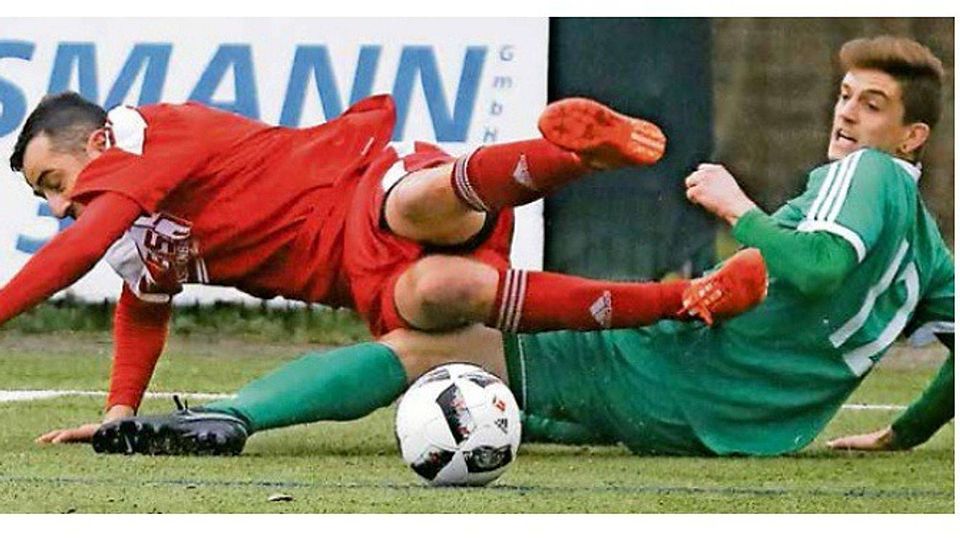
top-left (92, 417), bottom-right (246, 456)
top-left (538, 97), bottom-right (666, 167)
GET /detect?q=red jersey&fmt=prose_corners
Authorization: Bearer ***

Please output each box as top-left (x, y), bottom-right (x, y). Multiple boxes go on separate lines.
top-left (71, 95), bottom-right (396, 307)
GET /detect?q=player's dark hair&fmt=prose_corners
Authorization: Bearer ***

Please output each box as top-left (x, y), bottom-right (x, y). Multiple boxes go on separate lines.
top-left (9, 92), bottom-right (107, 173)
top-left (839, 35), bottom-right (945, 130)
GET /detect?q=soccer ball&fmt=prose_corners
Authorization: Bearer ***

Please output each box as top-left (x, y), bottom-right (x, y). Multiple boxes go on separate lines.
top-left (395, 363), bottom-right (521, 486)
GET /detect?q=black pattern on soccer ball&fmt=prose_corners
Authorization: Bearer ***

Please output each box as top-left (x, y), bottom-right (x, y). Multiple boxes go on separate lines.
top-left (435, 384), bottom-right (475, 444)
top-left (461, 371), bottom-right (499, 388)
top-left (412, 367), bottom-right (451, 388)
top-left (464, 444), bottom-right (513, 473)
top-left (411, 448), bottom-right (456, 480)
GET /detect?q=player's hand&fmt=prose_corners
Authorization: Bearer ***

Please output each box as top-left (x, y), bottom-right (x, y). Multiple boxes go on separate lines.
top-left (826, 426), bottom-right (902, 451)
top-left (684, 164), bottom-right (758, 225)
top-left (35, 404), bottom-right (135, 445)
top-left (36, 423), bottom-right (101, 444)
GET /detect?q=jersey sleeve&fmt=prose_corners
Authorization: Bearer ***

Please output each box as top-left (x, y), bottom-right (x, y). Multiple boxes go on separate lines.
top-left (69, 105), bottom-right (209, 213)
top-left (0, 193), bottom-right (141, 326)
top-left (892, 250), bottom-right (955, 448)
top-left (107, 285), bottom-right (171, 411)
top-left (733, 208), bottom-right (858, 297)
top-left (795, 150), bottom-right (895, 263)
top-left (906, 246), bottom-right (955, 340)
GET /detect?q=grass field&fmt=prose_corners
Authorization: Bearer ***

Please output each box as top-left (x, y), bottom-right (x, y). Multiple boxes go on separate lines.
top-left (0, 327), bottom-right (954, 514)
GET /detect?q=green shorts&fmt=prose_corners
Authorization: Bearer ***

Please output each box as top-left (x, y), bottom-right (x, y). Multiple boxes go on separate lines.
top-left (503, 327), bottom-right (714, 456)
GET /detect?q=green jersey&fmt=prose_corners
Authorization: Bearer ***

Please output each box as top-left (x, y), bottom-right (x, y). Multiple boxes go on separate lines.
top-left (508, 148), bottom-right (954, 456)
top-left (673, 148), bottom-right (954, 454)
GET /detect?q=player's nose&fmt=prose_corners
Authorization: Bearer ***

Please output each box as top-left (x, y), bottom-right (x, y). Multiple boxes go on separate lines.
top-left (837, 98), bottom-right (858, 122)
top-left (47, 195), bottom-right (71, 219)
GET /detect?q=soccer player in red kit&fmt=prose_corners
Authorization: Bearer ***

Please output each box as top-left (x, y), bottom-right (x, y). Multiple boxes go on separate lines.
top-left (1, 92), bottom-right (766, 443)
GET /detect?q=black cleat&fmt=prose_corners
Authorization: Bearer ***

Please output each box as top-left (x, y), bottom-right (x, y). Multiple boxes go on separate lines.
top-left (92, 396), bottom-right (249, 456)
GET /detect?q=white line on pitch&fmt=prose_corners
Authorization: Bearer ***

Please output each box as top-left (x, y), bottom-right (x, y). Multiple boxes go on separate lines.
top-left (0, 389), bottom-right (233, 403)
top-left (0, 389), bottom-right (908, 410)
top-left (840, 403), bottom-right (907, 411)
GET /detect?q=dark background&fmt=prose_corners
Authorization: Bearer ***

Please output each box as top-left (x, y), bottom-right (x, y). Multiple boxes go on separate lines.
top-left (544, 18), bottom-right (954, 279)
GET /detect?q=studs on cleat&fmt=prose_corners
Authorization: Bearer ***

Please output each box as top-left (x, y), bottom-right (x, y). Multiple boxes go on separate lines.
top-left (538, 97), bottom-right (667, 168)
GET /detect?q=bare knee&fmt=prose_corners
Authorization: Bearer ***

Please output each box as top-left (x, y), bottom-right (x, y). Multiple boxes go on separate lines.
top-left (385, 166), bottom-right (486, 245)
top-left (396, 257), bottom-right (499, 331)
top-left (380, 325), bottom-right (509, 383)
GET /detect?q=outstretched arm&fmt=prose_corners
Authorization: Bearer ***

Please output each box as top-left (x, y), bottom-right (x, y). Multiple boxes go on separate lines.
top-left (732, 209), bottom-right (858, 296)
top-left (106, 285), bottom-right (172, 411)
top-left (36, 285), bottom-right (171, 445)
top-left (828, 347), bottom-right (953, 451)
top-left (685, 164), bottom-right (857, 296)
top-left (0, 192), bottom-right (142, 326)
top-left (829, 252), bottom-right (954, 451)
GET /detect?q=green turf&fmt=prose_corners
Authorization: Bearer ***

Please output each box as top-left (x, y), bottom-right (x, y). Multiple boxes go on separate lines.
top-left (0, 333), bottom-right (953, 513)
top-left (3, 298), bottom-right (371, 343)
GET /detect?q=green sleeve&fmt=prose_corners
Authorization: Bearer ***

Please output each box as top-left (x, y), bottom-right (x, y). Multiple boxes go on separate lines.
top-left (891, 350), bottom-right (954, 449)
top-left (892, 250), bottom-right (955, 449)
top-left (732, 208), bottom-right (859, 297)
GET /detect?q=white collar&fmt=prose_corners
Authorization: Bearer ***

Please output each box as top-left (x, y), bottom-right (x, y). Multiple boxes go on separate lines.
top-left (892, 157), bottom-right (922, 182)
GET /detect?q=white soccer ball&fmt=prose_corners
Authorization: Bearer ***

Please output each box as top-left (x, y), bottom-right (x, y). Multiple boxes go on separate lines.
top-left (395, 363), bottom-right (522, 486)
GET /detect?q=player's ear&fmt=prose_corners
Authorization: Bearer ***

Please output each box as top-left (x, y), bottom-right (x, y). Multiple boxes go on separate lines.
top-left (85, 128), bottom-right (110, 157)
top-left (898, 122), bottom-right (930, 160)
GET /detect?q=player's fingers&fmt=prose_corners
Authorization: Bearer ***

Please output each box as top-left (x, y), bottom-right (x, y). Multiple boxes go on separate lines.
top-left (36, 430), bottom-right (64, 444)
top-left (684, 171), bottom-right (703, 188)
top-left (826, 435), bottom-right (863, 450)
top-left (827, 440), bottom-right (854, 450)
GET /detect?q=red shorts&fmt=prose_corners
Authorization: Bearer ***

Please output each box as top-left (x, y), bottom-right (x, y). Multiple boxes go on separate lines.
top-left (343, 143), bottom-right (514, 337)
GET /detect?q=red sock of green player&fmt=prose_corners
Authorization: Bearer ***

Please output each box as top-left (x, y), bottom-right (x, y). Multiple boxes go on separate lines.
top-left (450, 139), bottom-right (589, 212)
top-left (488, 270), bottom-right (690, 332)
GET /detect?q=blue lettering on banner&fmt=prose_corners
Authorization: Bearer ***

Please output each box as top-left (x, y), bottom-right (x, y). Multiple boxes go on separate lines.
top-left (104, 44), bottom-right (172, 109)
top-left (5, 40), bottom-right (494, 253)
top-left (391, 46), bottom-right (485, 142)
top-left (280, 45), bottom-right (380, 127)
top-left (188, 45), bottom-right (260, 119)
top-left (0, 41), bottom-right (35, 137)
top-left (2, 41), bottom-right (488, 142)
top-left (481, 45), bottom-right (515, 144)
top-left (48, 43), bottom-right (99, 100)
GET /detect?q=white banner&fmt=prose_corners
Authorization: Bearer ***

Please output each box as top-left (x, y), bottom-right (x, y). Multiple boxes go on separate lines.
top-left (0, 18), bottom-right (548, 304)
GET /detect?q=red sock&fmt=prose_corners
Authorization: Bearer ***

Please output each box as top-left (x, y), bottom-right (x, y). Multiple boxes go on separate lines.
top-left (489, 269), bottom-right (690, 332)
top-left (451, 139), bottom-right (589, 212)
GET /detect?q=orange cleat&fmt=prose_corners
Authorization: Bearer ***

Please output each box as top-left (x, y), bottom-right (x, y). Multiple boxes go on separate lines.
top-left (538, 97), bottom-right (667, 169)
top-left (681, 248), bottom-right (768, 326)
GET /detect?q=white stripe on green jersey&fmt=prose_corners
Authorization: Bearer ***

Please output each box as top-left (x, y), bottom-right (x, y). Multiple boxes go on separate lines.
top-left (842, 262), bottom-right (922, 376)
top-left (798, 149), bottom-right (868, 261)
top-left (830, 240), bottom-right (910, 348)
top-left (653, 148), bottom-right (956, 454)
top-left (751, 149), bottom-right (944, 377)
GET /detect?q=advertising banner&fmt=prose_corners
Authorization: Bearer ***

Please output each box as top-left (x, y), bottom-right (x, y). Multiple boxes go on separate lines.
top-left (0, 18), bottom-right (548, 304)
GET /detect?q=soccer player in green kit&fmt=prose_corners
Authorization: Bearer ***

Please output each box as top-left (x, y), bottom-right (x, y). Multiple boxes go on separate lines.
top-left (90, 35), bottom-right (952, 457)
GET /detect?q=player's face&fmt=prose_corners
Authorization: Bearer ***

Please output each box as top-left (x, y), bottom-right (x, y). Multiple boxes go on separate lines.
top-left (21, 131), bottom-right (106, 219)
top-left (828, 68), bottom-right (918, 161)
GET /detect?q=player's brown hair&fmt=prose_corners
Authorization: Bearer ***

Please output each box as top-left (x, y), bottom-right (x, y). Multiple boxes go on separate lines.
top-left (9, 92), bottom-right (107, 173)
top-left (839, 35), bottom-right (945, 130)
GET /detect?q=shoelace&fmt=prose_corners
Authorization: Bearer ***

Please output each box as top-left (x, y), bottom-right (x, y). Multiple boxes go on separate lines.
top-left (172, 394), bottom-right (190, 412)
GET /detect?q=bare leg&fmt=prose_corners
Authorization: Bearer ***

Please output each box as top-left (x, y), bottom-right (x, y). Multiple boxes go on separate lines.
top-left (393, 255), bottom-right (499, 331)
top-left (392, 254), bottom-right (704, 334)
top-left (384, 98), bottom-right (667, 247)
top-left (383, 163), bottom-right (488, 246)
top-left (381, 325), bottom-right (509, 383)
